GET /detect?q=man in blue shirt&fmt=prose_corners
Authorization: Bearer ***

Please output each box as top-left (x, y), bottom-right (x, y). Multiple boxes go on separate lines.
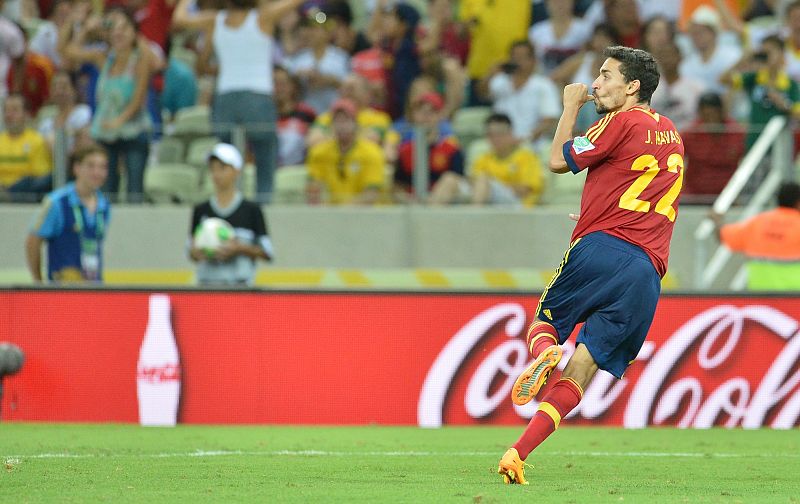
top-left (25, 144), bottom-right (110, 283)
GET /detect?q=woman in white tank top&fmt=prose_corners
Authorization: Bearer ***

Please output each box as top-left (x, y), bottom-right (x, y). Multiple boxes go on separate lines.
top-left (173, 0), bottom-right (305, 203)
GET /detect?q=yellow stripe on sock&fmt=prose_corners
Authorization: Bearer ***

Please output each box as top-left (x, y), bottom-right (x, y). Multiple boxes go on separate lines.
top-left (561, 377), bottom-right (585, 397)
top-left (528, 333), bottom-right (557, 354)
top-left (538, 401), bottom-right (562, 429)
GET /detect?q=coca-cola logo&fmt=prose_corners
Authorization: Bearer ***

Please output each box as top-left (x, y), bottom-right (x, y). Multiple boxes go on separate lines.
top-left (418, 303), bottom-right (800, 428)
top-left (137, 364), bottom-right (181, 383)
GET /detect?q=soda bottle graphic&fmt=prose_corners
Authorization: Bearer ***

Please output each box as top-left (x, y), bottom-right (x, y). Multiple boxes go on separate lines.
top-left (137, 294), bottom-right (181, 426)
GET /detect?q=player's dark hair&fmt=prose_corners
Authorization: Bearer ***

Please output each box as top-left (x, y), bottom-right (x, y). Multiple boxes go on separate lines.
top-left (777, 182), bottom-right (800, 208)
top-left (485, 113), bottom-right (513, 127)
top-left (603, 46), bottom-right (660, 104)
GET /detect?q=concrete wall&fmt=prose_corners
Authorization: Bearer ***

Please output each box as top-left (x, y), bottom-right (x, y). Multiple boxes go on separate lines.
top-left (0, 203), bottom-right (730, 289)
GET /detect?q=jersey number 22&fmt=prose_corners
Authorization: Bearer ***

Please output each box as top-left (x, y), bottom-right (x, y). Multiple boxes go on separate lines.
top-left (618, 153), bottom-right (684, 222)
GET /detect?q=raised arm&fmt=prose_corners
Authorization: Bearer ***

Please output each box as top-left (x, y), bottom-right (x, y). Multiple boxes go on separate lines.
top-left (549, 83), bottom-right (594, 173)
top-left (172, 0), bottom-right (216, 32)
top-left (259, 0), bottom-right (307, 23)
top-left (57, 14), bottom-right (106, 68)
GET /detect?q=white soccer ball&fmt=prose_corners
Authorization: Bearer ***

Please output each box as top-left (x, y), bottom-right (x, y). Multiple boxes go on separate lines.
top-left (193, 217), bottom-right (234, 254)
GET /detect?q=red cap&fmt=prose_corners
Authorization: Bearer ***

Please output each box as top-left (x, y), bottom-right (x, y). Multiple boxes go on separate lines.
top-left (330, 98), bottom-right (358, 118)
top-left (413, 92), bottom-right (444, 111)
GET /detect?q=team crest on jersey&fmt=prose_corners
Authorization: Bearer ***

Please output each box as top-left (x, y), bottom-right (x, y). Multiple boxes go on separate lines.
top-left (572, 136), bottom-right (596, 154)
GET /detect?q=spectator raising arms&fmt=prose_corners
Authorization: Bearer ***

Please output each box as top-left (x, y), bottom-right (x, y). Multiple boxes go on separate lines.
top-left (173, 0), bottom-right (305, 203)
top-left (59, 7), bottom-right (154, 203)
top-left (721, 35), bottom-right (800, 149)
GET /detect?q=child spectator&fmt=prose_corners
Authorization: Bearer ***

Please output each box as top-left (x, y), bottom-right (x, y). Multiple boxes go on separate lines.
top-left (189, 142), bottom-right (273, 286)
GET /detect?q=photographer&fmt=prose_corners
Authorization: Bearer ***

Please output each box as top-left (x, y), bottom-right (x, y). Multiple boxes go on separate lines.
top-left (58, 6), bottom-right (158, 203)
top-left (480, 40), bottom-right (560, 150)
top-left (721, 34), bottom-right (800, 149)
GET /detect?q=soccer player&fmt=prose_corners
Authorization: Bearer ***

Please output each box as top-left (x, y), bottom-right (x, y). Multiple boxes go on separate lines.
top-left (497, 46), bottom-right (685, 484)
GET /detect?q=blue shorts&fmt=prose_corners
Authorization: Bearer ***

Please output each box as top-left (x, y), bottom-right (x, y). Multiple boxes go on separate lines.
top-left (536, 231), bottom-right (661, 378)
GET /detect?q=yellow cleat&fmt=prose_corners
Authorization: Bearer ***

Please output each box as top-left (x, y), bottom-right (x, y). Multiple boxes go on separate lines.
top-left (497, 448), bottom-right (529, 485)
top-left (511, 345), bottom-right (562, 406)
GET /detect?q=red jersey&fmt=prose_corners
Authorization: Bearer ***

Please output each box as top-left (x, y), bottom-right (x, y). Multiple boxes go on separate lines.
top-left (563, 105), bottom-right (685, 277)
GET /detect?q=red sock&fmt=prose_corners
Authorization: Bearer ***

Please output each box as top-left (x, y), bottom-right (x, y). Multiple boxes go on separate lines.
top-left (526, 321), bottom-right (559, 357)
top-left (512, 378), bottom-right (583, 460)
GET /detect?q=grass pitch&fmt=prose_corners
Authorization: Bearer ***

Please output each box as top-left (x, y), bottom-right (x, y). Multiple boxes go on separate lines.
top-left (2, 424), bottom-right (799, 503)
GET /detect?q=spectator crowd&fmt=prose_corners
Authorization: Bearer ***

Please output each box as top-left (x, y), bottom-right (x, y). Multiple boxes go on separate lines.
top-left (1, 0), bottom-right (800, 206)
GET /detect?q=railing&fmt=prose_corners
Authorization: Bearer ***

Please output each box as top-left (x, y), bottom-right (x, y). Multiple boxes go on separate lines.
top-left (693, 116), bottom-right (794, 290)
top-left (33, 119), bottom-right (436, 205)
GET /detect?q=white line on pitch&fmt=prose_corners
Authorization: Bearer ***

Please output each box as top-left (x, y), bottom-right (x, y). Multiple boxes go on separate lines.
top-left (4, 450), bottom-right (800, 461)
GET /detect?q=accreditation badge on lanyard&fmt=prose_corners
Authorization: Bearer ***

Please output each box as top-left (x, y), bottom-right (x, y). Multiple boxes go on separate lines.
top-left (72, 204), bottom-right (104, 281)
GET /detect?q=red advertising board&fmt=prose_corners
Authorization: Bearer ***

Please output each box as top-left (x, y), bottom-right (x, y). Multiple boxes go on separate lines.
top-left (0, 290), bottom-right (798, 428)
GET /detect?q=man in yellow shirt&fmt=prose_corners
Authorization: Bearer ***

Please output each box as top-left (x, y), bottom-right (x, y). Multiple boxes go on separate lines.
top-left (471, 113), bottom-right (545, 206)
top-left (0, 94), bottom-right (53, 202)
top-left (306, 74), bottom-right (400, 161)
top-left (306, 99), bottom-right (387, 205)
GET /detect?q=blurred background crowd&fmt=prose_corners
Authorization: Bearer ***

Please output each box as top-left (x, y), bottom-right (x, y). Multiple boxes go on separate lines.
top-left (0, 0), bottom-right (798, 206)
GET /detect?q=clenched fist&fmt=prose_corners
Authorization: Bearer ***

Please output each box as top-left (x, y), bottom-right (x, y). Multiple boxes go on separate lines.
top-left (563, 83), bottom-right (595, 109)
